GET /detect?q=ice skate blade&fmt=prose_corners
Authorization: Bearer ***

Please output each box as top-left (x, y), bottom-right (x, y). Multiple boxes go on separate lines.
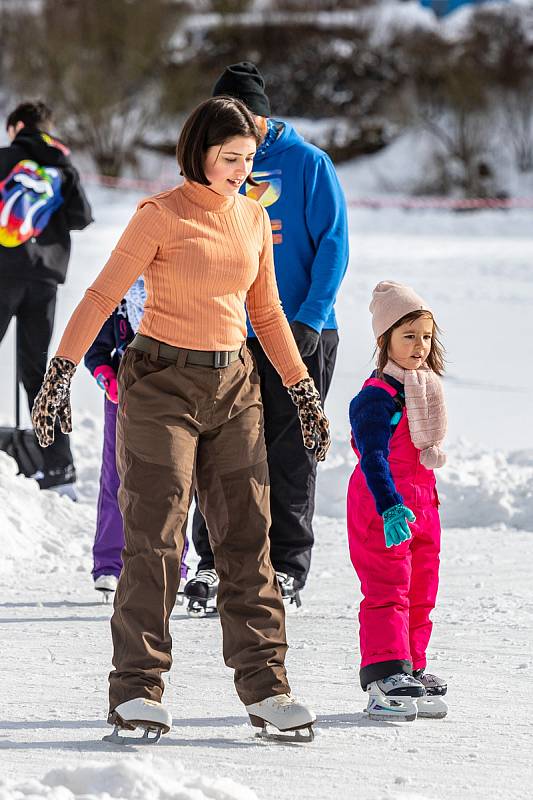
top-left (102, 723), bottom-right (164, 745)
top-left (283, 595), bottom-right (302, 613)
top-left (96, 590), bottom-right (113, 605)
top-left (253, 722), bottom-right (315, 743)
top-left (416, 696), bottom-right (448, 719)
top-left (365, 695), bottom-right (418, 723)
top-left (186, 602), bottom-right (218, 618)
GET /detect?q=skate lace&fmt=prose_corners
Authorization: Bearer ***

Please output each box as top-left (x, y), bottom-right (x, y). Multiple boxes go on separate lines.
top-left (275, 571), bottom-right (294, 589)
top-left (382, 673), bottom-right (419, 688)
top-left (195, 569), bottom-right (218, 586)
top-left (272, 693), bottom-right (295, 708)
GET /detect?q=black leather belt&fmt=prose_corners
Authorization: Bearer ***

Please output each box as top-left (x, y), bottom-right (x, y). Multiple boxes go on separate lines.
top-left (130, 334), bottom-right (243, 368)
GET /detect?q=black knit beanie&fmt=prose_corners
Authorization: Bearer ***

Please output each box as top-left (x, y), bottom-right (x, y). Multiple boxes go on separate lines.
top-left (212, 61), bottom-right (271, 117)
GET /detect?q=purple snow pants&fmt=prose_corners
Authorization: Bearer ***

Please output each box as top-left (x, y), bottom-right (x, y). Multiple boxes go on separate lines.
top-left (92, 397), bottom-right (124, 579)
top-left (92, 396), bottom-right (189, 580)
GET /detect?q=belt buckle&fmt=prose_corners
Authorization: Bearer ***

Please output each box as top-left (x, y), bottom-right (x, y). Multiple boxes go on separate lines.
top-left (214, 351), bottom-right (230, 368)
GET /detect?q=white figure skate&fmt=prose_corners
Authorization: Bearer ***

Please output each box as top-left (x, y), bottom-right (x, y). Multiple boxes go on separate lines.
top-left (103, 698), bottom-right (172, 745)
top-left (365, 673), bottom-right (425, 722)
top-left (413, 669), bottom-right (448, 719)
top-left (94, 574), bottom-right (118, 605)
top-left (246, 693), bottom-right (316, 742)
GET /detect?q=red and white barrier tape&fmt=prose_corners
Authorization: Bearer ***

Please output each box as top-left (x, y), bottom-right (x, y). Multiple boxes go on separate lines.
top-left (81, 173), bottom-right (533, 210)
top-left (81, 172), bottom-right (174, 193)
top-left (346, 197), bottom-right (533, 210)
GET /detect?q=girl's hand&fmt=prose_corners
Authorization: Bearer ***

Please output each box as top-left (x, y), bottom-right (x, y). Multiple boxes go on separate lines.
top-left (382, 504), bottom-right (416, 548)
top-left (31, 357), bottom-right (77, 447)
top-left (287, 377), bottom-right (331, 462)
top-left (94, 364), bottom-right (119, 404)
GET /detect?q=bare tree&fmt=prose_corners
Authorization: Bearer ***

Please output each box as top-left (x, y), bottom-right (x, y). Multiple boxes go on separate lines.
top-left (3, 0), bottom-right (184, 176)
top-left (501, 89), bottom-right (533, 173)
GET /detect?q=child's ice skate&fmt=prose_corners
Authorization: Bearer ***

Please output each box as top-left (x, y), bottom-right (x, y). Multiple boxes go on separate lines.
top-left (413, 668), bottom-right (448, 719)
top-left (246, 693), bottom-right (316, 742)
top-left (94, 574), bottom-right (118, 605)
top-left (365, 673), bottom-right (425, 722)
top-left (176, 562), bottom-right (190, 606)
top-left (103, 698), bottom-right (172, 745)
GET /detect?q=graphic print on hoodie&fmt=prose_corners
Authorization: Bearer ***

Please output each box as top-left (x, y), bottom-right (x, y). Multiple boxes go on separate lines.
top-left (0, 129), bottom-right (92, 283)
top-left (244, 120), bottom-right (349, 335)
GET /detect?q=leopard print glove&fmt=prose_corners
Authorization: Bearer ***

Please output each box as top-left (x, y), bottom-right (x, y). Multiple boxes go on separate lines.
top-left (287, 377), bottom-right (331, 462)
top-left (31, 357), bottom-right (77, 447)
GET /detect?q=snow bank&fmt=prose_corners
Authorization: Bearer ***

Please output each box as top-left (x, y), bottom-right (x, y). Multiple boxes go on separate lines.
top-left (0, 757), bottom-right (258, 800)
top-left (317, 440), bottom-right (533, 532)
top-left (1, 418), bottom-right (531, 578)
top-left (0, 451), bottom-right (94, 574)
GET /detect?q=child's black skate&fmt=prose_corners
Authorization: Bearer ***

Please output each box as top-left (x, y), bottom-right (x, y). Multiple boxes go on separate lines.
top-left (413, 668), bottom-right (448, 718)
top-left (365, 673), bottom-right (425, 722)
top-left (275, 571), bottom-right (302, 609)
top-left (184, 568), bottom-right (219, 617)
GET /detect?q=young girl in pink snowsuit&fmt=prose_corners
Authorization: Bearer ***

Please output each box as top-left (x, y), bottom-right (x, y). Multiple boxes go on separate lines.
top-left (347, 281), bottom-right (448, 722)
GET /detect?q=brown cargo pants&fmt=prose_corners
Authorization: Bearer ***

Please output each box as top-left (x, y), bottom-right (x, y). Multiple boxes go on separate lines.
top-left (109, 340), bottom-right (290, 712)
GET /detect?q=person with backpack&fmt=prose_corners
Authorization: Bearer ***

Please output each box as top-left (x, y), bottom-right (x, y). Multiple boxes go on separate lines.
top-left (0, 100), bottom-right (92, 496)
top-left (187, 62), bottom-right (349, 611)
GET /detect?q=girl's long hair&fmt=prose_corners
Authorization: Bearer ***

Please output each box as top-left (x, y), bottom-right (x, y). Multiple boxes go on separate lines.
top-left (374, 310), bottom-right (445, 377)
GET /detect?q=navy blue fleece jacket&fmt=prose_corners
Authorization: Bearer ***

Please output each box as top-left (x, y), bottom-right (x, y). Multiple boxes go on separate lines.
top-left (349, 375), bottom-right (405, 515)
top-left (84, 299), bottom-right (133, 376)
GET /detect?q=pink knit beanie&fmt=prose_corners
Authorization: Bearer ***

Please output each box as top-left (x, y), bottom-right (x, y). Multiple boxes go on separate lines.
top-left (370, 280), bottom-right (432, 339)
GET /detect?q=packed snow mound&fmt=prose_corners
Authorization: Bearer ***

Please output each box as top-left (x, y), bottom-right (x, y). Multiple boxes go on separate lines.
top-left (0, 757), bottom-right (258, 799)
top-left (317, 440), bottom-right (533, 532)
top-left (0, 450), bottom-right (94, 574)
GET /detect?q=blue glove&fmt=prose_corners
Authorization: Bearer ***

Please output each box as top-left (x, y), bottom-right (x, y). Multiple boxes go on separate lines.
top-left (382, 504), bottom-right (416, 548)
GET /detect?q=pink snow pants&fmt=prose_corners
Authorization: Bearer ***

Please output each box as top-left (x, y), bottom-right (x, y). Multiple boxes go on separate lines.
top-left (347, 409), bottom-right (441, 686)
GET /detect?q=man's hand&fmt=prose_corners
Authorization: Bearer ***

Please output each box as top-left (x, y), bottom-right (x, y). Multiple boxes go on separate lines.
top-left (290, 321), bottom-right (320, 358)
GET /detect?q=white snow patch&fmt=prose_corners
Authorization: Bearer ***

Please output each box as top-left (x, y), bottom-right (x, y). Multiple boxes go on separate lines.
top-left (0, 757), bottom-right (258, 800)
top-left (0, 450), bottom-right (94, 574)
top-left (317, 439), bottom-right (533, 532)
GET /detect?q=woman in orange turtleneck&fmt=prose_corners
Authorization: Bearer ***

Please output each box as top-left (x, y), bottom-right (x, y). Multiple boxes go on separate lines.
top-left (31, 97), bottom-right (328, 743)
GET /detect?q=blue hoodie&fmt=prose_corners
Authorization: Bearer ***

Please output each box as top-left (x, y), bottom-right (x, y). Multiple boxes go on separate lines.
top-left (243, 120), bottom-right (349, 335)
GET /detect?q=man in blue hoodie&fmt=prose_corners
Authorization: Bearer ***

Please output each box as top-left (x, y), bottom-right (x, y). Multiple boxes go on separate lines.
top-left (187, 62), bottom-right (349, 611)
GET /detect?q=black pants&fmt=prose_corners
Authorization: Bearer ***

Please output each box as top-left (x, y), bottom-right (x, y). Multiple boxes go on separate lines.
top-left (192, 330), bottom-right (339, 588)
top-left (0, 277), bottom-right (74, 472)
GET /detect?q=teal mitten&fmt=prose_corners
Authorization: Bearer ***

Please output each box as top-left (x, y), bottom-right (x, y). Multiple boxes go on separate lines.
top-left (382, 504), bottom-right (416, 548)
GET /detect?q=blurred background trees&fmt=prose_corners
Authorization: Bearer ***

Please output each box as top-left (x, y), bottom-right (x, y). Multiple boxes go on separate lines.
top-left (1, 0), bottom-right (533, 196)
top-left (1, 0), bottom-right (187, 176)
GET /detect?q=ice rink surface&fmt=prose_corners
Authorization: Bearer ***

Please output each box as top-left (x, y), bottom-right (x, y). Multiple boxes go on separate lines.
top-left (0, 185), bottom-right (531, 799)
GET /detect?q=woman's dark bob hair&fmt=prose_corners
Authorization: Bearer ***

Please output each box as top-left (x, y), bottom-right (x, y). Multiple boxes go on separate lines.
top-left (176, 96), bottom-right (261, 186)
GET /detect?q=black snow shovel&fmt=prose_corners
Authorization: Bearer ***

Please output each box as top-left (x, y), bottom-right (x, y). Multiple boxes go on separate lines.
top-left (0, 323), bottom-right (44, 478)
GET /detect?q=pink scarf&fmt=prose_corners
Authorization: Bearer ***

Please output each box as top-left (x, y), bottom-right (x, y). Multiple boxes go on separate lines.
top-left (383, 359), bottom-right (447, 469)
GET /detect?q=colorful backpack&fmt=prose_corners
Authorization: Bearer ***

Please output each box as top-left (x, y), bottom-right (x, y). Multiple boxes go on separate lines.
top-left (0, 159), bottom-right (63, 248)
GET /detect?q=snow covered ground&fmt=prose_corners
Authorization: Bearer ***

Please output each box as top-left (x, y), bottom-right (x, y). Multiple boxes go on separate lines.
top-left (1, 180), bottom-right (532, 799)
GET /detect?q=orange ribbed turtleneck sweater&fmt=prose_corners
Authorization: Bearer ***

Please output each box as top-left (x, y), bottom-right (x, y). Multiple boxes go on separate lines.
top-left (56, 180), bottom-right (307, 387)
